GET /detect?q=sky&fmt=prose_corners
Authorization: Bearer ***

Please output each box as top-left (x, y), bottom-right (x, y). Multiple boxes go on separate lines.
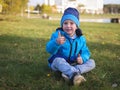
top-left (104, 0), bottom-right (120, 4)
top-left (28, 0), bottom-right (120, 6)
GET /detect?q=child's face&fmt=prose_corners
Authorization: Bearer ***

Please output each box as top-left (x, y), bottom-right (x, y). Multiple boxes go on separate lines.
top-left (62, 20), bottom-right (77, 37)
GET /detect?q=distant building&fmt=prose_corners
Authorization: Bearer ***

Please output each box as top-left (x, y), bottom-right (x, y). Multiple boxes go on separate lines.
top-left (104, 4), bottom-right (120, 14)
top-left (55, 0), bottom-right (79, 13)
top-left (43, 0), bottom-right (103, 14)
top-left (44, 0), bottom-right (55, 6)
top-left (79, 0), bottom-right (103, 14)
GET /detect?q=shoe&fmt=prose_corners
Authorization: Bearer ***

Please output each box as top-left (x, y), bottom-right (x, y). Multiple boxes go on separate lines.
top-left (73, 74), bottom-right (86, 85)
top-left (71, 72), bottom-right (86, 86)
top-left (61, 73), bottom-right (69, 82)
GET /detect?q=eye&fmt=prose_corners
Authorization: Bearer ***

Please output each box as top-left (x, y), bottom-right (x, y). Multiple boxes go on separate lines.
top-left (70, 22), bottom-right (74, 25)
top-left (63, 22), bottom-right (68, 25)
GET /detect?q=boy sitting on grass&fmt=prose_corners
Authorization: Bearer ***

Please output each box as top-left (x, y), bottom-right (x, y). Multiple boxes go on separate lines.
top-left (46, 7), bottom-right (95, 86)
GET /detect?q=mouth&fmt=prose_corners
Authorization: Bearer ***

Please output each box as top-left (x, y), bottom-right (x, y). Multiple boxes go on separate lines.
top-left (66, 29), bottom-right (72, 31)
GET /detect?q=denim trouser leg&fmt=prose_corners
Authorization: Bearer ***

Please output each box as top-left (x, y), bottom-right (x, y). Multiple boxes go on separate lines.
top-left (51, 58), bottom-right (79, 78)
top-left (74, 59), bottom-right (95, 74)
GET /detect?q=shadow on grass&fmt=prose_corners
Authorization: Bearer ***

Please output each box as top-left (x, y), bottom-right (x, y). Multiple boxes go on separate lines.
top-left (0, 35), bottom-right (52, 90)
top-left (0, 34), bottom-right (120, 90)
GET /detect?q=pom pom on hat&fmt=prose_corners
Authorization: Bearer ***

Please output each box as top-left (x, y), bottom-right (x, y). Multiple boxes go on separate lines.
top-left (60, 7), bottom-right (80, 27)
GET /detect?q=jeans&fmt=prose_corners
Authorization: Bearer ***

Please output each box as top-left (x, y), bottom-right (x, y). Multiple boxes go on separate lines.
top-left (51, 57), bottom-right (95, 78)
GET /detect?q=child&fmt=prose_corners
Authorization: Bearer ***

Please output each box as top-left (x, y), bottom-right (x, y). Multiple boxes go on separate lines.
top-left (46, 7), bottom-right (95, 86)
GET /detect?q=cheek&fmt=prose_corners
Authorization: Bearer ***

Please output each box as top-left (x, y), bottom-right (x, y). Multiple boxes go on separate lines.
top-left (74, 25), bottom-right (77, 30)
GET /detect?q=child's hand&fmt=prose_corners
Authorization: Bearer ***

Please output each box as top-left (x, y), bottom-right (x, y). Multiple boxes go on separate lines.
top-left (56, 31), bottom-right (66, 45)
top-left (77, 54), bottom-right (83, 64)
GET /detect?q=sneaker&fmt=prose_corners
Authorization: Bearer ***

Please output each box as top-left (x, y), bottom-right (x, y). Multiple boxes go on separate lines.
top-left (71, 72), bottom-right (86, 86)
top-left (61, 73), bottom-right (69, 82)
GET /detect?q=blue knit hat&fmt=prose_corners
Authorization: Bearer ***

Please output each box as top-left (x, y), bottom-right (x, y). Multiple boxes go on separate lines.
top-left (60, 7), bottom-right (80, 27)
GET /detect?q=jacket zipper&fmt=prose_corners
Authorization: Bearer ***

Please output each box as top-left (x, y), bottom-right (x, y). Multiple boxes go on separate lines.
top-left (74, 42), bottom-right (78, 55)
top-left (68, 39), bottom-right (72, 63)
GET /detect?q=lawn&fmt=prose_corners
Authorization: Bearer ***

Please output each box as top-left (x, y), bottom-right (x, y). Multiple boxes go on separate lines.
top-left (0, 15), bottom-right (120, 90)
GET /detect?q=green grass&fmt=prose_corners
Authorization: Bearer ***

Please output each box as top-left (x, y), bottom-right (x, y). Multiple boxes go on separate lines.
top-left (0, 15), bottom-right (120, 90)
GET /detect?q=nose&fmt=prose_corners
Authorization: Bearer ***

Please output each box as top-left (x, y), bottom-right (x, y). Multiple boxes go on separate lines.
top-left (66, 23), bottom-right (70, 27)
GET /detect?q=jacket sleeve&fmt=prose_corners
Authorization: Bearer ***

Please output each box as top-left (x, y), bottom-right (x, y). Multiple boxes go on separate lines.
top-left (46, 32), bottom-right (60, 55)
top-left (80, 36), bottom-right (91, 63)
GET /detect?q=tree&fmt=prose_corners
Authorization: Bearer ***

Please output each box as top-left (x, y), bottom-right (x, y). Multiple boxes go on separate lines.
top-left (1, 0), bottom-right (28, 14)
top-left (41, 4), bottom-right (52, 14)
top-left (34, 4), bottom-right (41, 14)
top-left (0, 0), bottom-right (3, 12)
top-left (20, 0), bottom-right (29, 16)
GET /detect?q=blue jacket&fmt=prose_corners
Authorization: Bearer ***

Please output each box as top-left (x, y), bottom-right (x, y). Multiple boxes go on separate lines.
top-left (46, 29), bottom-right (90, 65)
